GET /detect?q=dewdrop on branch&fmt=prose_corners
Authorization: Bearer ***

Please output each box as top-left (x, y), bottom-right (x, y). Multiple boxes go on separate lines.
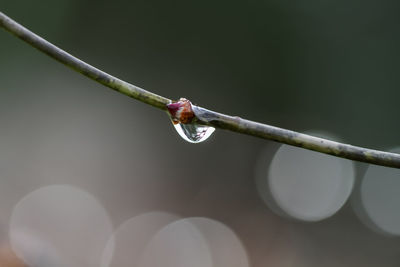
top-left (167, 98), bottom-right (215, 143)
top-left (2, 11), bottom-right (400, 167)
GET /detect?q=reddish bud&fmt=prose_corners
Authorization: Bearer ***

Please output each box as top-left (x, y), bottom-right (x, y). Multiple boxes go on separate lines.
top-left (167, 98), bottom-right (195, 124)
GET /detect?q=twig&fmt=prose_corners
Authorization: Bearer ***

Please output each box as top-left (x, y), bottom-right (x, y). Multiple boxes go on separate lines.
top-left (1, 11), bottom-right (400, 168)
top-left (0, 12), bottom-right (170, 110)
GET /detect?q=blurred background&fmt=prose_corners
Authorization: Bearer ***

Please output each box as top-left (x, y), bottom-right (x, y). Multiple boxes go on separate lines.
top-left (1, 0), bottom-right (400, 266)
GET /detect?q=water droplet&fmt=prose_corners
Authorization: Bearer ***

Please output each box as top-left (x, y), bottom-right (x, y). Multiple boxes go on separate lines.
top-left (166, 98), bottom-right (215, 143)
top-left (173, 123), bottom-right (215, 143)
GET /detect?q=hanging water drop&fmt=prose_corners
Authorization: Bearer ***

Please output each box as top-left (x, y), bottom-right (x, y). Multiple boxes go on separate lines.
top-left (173, 123), bottom-right (215, 143)
top-left (167, 98), bottom-right (215, 143)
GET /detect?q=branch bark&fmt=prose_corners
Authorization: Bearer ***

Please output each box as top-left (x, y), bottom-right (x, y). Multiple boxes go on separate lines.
top-left (1, 11), bottom-right (400, 168)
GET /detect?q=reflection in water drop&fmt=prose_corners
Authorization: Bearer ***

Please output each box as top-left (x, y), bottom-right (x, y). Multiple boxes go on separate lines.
top-left (256, 132), bottom-right (355, 222)
top-left (359, 147), bottom-right (400, 236)
top-left (9, 185), bottom-right (113, 267)
top-left (173, 123), bottom-right (215, 143)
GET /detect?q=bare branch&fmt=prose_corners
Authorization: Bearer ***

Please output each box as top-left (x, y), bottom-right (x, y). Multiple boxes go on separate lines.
top-left (1, 12), bottom-right (400, 168)
top-left (0, 12), bottom-right (171, 110)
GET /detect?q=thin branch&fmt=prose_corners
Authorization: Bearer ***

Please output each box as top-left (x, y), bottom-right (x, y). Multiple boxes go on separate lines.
top-left (193, 106), bottom-right (400, 168)
top-left (0, 12), bottom-right (171, 110)
top-left (1, 12), bottom-right (400, 169)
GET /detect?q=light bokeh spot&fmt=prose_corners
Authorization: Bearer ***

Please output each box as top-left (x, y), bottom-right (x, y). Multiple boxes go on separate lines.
top-left (186, 217), bottom-right (249, 267)
top-left (101, 211), bottom-right (180, 267)
top-left (360, 147), bottom-right (400, 235)
top-left (9, 185), bottom-right (113, 267)
top-left (257, 132), bottom-right (355, 221)
top-left (139, 217), bottom-right (248, 267)
top-left (138, 218), bottom-right (212, 267)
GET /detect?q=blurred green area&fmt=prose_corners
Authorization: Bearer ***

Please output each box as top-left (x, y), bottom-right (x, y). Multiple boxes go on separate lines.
top-left (1, 0), bottom-right (400, 266)
top-left (3, 0), bottom-right (400, 147)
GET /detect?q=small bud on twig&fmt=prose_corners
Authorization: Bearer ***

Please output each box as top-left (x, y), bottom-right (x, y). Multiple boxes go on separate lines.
top-left (2, 11), bottom-right (400, 168)
top-left (166, 98), bottom-right (195, 124)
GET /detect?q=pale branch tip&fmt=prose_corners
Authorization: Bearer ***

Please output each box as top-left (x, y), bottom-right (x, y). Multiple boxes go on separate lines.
top-left (1, 11), bottom-right (400, 169)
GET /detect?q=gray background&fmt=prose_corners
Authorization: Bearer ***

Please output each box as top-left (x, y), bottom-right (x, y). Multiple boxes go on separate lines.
top-left (1, 0), bottom-right (400, 266)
